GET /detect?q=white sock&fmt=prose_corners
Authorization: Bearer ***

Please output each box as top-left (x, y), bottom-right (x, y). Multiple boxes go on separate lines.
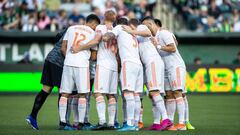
top-left (66, 97), bottom-right (72, 124)
top-left (78, 98), bottom-right (86, 123)
top-left (122, 94), bottom-right (127, 122)
top-left (124, 92), bottom-right (135, 126)
top-left (176, 97), bottom-right (185, 124)
top-left (59, 96), bottom-right (68, 123)
top-left (152, 105), bottom-right (160, 124)
top-left (139, 108), bottom-right (143, 123)
top-left (183, 96), bottom-right (189, 122)
top-left (108, 98), bottom-right (116, 126)
top-left (134, 94), bottom-right (141, 126)
top-left (84, 93), bottom-right (91, 123)
top-left (72, 97), bottom-right (79, 125)
top-left (152, 94), bottom-right (168, 121)
top-left (96, 96), bottom-right (106, 125)
top-left (166, 99), bottom-right (176, 122)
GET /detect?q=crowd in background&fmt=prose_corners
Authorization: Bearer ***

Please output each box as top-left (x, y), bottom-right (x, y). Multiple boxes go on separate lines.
top-left (0, 0), bottom-right (156, 32)
top-left (171, 0), bottom-right (240, 32)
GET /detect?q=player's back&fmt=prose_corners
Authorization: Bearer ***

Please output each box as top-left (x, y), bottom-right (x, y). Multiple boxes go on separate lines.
top-left (112, 25), bottom-right (141, 65)
top-left (137, 24), bottom-right (160, 65)
top-left (64, 25), bottom-right (95, 67)
top-left (156, 30), bottom-right (185, 68)
top-left (96, 24), bottom-right (117, 71)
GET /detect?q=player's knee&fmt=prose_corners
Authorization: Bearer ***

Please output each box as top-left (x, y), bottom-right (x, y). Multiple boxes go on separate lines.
top-left (173, 90), bottom-right (183, 98)
top-left (108, 97), bottom-right (116, 105)
top-left (123, 91), bottom-right (134, 101)
top-left (79, 93), bottom-right (86, 98)
top-left (61, 93), bottom-right (70, 98)
top-left (166, 91), bottom-right (174, 99)
top-left (94, 93), bottom-right (103, 98)
top-left (96, 95), bottom-right (105, 103)
top-left (42, 85), bottom-right (53, 93)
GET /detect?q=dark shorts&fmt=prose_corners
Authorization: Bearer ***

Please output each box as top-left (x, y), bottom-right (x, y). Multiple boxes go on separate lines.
top-left (40, 60), bottom-right (63, 88)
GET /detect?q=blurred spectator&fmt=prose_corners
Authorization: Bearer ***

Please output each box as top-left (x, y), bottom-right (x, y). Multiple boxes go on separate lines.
top-left (127, 10), bottom-right (136, 20)
top-left (194, 57), bottom-right (202, 65)
top-left (214, 60), bottom-right (220, 64)
top-left (68, 9), bottom-right (85, 25)
top-left (0, 0), bottom-right (157, 31)
top-left (172, 0), bottom-right (240, 32)
top-left (22, 13), bottom-right (38, 32)
top-left (57, 9), bottom-right (68, 30)
top-left (134, 0), bottom-right (147, 19)
top-left (116, 0), bottom-right (128, 17)
top-left (208, 0), bottom-right (221, 19)
top-left (92, 6), bottom-right (104, 22)
top-left (232, 51), bottom-right (240, 65)
top-left (37, 10), bottom-right (50, 30)
top-left (0, 1), bottom-right (20, 30)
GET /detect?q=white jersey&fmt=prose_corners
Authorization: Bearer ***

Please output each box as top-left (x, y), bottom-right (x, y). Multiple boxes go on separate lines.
top-left (96, 24), bottom-right (117, 71)
top-left (137, 25), bottom-right (160, 65)
top-left (112, 25), bottom-right (141, 65)
top-left (63, 25), bottom-right (95, 67)
top-left (155, 29), bottom-right (185, 69)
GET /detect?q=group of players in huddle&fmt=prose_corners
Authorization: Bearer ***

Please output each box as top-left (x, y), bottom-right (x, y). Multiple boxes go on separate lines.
top-left (26, 10), bottom-right (195, 131)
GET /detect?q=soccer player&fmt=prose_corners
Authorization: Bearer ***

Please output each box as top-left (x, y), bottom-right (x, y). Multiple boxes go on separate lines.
top-left (58, 14), bottom-right (100, 130)
top-left (142, 16), bottom-right (188, 130)
top-left (103, 18), bottom-right (143, 131)
top-left (154, 18), bottom-right (195, 130)
top-left (122, 18), bottom-right (173, 130)
top-left (26, 28), bottom-right (67, 130)
top-left (71, 10), bottom-right (118, 130)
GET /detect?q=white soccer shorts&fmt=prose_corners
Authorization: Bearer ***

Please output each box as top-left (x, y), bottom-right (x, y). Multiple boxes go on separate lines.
top-left (60, 65), bottom-right (90, 94)
top-left (94, 65), bottom-right (118, 94)
top-left (120, 61), bottom-right (143, 93)
top-left (144, 58), bottom-right (165, 94)
top-left (164, 66), bottom-right (187, 93)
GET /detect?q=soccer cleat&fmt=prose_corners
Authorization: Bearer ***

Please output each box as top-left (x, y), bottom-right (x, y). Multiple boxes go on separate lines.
top-left (106, 125), bottom-right (115, 130)
top-left (138, 122), bottom-right (144, 129)
top-left (114, 122), bottom-right (121, 129)
top-left (59, 122), bottom-right (75, 130)
top-left (122, 121), bottom-right (127, 128)
top-left (26, 115), bottom-right (39, 130)
top-left (159, 119), bottom-right (173, 130)
top-left (134, 126), bottom-right (139, 131)
top-left (167, 125), bottom-right (177, 131)
top-left (117, 124), bottom-right (136, 131)
top-left (147, 124), bottom-right (162, 130)
top-left (175, 124), bottom-right (187, 130)
top-left (82, 122), bottom-right (94, 130)
top-left (186, 121), bottom-right (195, 130)
top-left (91, 123), bottom-right (108, 130)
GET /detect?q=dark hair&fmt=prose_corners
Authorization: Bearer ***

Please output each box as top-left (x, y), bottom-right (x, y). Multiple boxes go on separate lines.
top-left (238, 51), bottom-right (240, 55)
top-left (129, 18), bottom-right (140, 27)
top-left (194, 57), bottom-right (201, 63)
top-left (116, 17), bottom-right (129, 25)
top-left (154, 18), bottom-right (162, 27)
top-left (141, 16), bottom-right (154, 23)
top-left (86, 14), bottom-right (101, 24)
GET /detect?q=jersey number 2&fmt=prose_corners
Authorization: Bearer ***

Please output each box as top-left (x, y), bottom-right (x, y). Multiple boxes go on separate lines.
top-left (72, 32), bottom-right (86, 47)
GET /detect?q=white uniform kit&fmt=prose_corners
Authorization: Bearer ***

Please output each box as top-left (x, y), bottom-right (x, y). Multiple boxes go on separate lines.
top-left (155, 29), bottom-right (186, 92)
top-left (112, 25), bottom-right (143, 93)
top-left (137, 25), bottom-right (165, 93)
top-left (60, 25), bottom-right (95, 94)
top-left (94, 24), bottom-right (118, 94)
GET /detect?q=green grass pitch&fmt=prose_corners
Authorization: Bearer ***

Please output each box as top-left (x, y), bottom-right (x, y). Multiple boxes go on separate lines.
top-left (0, 94), bottom-right (239, 135)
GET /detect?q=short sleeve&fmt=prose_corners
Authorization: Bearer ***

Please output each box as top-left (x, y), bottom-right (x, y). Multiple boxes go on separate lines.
top-left (137, 25), bottom-right (149, 31)
top-left (112, 25), bottom-right (121, 36)
top-left (63, 28), bottom-right (69, 41)
top-left (95, 25), bottom-right (103, 36)
top-left (162, 31), bottom-right (175, 45)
